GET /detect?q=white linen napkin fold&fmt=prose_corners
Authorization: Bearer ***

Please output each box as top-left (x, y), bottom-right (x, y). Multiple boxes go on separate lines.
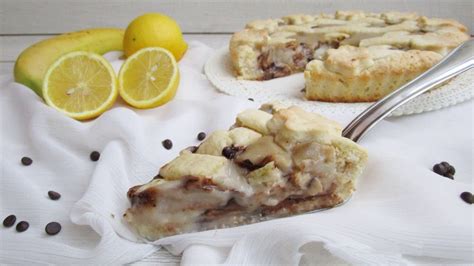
top-left (0, 42), bottom-right (472, 265)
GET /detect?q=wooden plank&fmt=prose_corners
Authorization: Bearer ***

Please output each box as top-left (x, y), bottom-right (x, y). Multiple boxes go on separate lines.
top-left (0, 35), bottom-right (48, 62)
top-left (1, 0), bottom-right (472, 34)
top-left (0, 62), bottom-right (13, 74)
top-left (0, 34), bottom-right (231, 62)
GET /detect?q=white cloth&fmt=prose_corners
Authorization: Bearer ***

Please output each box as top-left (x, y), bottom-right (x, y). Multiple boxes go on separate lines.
top-left (0, 42), bottom-right (472, 265)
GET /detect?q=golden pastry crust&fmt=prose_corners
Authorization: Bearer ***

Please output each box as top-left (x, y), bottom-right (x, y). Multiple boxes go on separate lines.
top-left (229, 10), bottom-right (469, 102)
top-left (305, 45), bottom-right (443, 102)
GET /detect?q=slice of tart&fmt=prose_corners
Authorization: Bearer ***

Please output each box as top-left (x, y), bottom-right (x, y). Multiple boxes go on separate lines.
top-left (124, 104), bottom-right (368, 240)
top-left (229, 11), bottom-right (469, 102)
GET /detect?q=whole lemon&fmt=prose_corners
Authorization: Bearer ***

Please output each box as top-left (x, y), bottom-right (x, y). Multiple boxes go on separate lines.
top-left (123, 13), bottom-right (187, 60)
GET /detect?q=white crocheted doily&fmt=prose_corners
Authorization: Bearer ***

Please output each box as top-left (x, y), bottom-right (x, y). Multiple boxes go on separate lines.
top-left (205, 47), bottom-right (473, 117)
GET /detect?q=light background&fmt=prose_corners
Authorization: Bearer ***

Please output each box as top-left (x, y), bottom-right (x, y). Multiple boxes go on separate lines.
top-left (0, 0), bottom-right (472, 264)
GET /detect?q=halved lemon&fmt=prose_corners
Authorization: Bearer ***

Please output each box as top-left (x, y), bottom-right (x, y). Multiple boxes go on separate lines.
top-left (118, 47), bottom-right (179, 109)
top-left (42, 51), bottom-right (118, 120)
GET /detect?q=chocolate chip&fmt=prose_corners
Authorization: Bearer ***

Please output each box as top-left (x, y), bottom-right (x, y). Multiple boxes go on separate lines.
top-left (90, 151), bottom-right (100, 161)
top-left (16, 221), bottom-right (29, 232)
top-left (447, 165), bottom-right (456, 175)
top-left (330, 41), bottom-right (340, 49)
top-left (433, 163), bottom-right (447, 176)
top-left (239, 159), bottom-right (260, 171)
top-left (222, 146), bottom-right (238, 159)
top-left (21, 157), bottom-right (32, 166)
top-left (3, 215), bottom-right (16, 227)
top-left (48, 191), bottom-right (61, 200)
top-left (184, 146), bottom-right (198, 153)
top-left (248, 98), bottom-right (254, 102)
top-left (440, 161), bottom-right (450, 168)
top-left (300, 87), bottom-right (306, 93)
top-left (197, 132), bottom-right (206, 141)
top-left (460, 192), bottom-right (473, 204)
top-left (162, 139), bottom-right (173, 150)
top-left (433, 162), bottom-right (456, 178)
top-left (45, 222), bottom-right (61, 235)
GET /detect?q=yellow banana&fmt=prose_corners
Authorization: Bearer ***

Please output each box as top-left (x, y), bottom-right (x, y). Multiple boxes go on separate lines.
top-left (14, 28), bottom-right (124, 96)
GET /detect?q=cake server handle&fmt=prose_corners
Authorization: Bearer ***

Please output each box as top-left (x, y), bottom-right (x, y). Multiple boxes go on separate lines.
top-left (342, 39), bottom-right (474, 142)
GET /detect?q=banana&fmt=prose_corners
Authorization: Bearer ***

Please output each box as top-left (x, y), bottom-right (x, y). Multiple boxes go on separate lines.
top-left (14, 28), bottom-right (124, 96)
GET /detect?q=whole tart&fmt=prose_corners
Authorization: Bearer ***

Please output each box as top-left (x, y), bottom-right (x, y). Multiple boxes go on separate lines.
top-left (125, 104), bottom-right (368, 240)
top-left (229, 11), bottom-right (469, 102)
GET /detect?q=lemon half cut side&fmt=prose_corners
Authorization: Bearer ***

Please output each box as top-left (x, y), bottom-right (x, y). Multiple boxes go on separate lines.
top-left (118, 47), bottom-right (179, 109)
top-left (42, 51), bottom-right (118, 120)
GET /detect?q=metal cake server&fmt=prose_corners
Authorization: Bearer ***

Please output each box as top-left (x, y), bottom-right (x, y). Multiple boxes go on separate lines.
top-left (343, 39), bottom-right (474, 143)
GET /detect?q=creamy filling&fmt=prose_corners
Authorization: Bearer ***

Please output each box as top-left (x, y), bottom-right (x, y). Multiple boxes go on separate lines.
top-left (257, 43), bottom-right (316, 80)
top-left (126, 139), bottom-right (345, 240)
top-left (257, 42), bottom-right (340, 80)
top-left (127, 174), bottom-right (338, 237)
